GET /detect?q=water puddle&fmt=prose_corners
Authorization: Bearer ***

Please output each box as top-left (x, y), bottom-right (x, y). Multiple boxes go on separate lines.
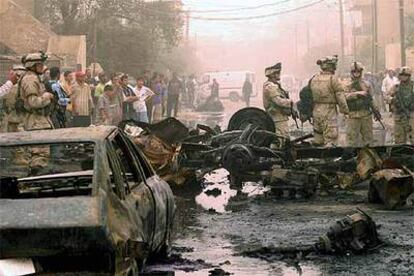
top-left (195, 169), bottom-right (269, 213)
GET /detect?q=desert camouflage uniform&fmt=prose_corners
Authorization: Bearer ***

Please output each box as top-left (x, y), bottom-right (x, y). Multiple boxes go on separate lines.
top-left (20, 70), bottom-right (53, 170)
top-left (263, 80), bottom-right (292, 138)
top-left (2, 85), bottom-right (24, 133)
top-left (344, 79), bottom-right (374, 147)
top-left (390, 81), bottom-right (414, 144)
top-left (310, 72), bottom-right (349, 146)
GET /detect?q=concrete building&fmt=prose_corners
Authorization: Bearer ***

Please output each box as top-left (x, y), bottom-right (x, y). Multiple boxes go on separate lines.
top-left (350, 0), bottom-right (414, 69)
top-left (0, 0), bottom-right (87, 79)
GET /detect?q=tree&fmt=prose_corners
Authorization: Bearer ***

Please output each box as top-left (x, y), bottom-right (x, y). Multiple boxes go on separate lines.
top-left (36, 0), bottom-right (184, 74)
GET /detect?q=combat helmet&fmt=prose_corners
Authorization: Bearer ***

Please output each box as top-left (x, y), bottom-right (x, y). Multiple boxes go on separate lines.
top-left (21, 51), bottom-right (48, 68)
top-left (399, 66), bottom-right (412, 76)
top-left (350, 62), bottom-right (364, 72)
top-left (265, 62), bottom-right (282, 77)
top-left (317, 55), bottom-right (338, 71)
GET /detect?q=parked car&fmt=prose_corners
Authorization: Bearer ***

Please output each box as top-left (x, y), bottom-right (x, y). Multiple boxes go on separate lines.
top-left (0, 126), bottom-right (175, 275)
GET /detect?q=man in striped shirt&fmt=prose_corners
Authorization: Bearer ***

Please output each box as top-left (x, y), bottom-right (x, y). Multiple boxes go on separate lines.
top-left (71, 71), bottom-right (94, 127)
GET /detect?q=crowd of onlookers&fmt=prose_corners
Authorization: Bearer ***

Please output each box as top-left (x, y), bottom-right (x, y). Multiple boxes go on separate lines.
top-left (40, 68), bottom-right (202, 129)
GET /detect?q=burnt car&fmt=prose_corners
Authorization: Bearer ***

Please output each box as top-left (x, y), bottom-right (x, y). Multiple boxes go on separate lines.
top-left (0, 126), bottom-right (175, 275)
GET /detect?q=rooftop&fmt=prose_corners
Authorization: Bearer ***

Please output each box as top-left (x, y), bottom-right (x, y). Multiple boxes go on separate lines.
top-left (0, 126), bottom-right (117, 146)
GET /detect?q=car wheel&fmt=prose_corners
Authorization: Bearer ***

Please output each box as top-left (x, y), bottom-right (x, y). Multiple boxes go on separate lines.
top-left (229, 91), bottom-right (240, 102)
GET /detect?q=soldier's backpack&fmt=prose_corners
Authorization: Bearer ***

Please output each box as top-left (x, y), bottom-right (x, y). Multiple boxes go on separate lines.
top-left (297, 76), bottom-right (315, 123)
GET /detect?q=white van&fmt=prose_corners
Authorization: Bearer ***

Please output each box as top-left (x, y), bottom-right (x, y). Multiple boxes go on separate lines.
top-left (201, 71), bottom-right (257, 102)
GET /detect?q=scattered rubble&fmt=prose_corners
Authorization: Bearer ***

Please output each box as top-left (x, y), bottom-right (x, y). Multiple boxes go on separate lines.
top-left (122, 107), bottom-right (414, 209)
top-left (238, 209), bottom-right (382, 264)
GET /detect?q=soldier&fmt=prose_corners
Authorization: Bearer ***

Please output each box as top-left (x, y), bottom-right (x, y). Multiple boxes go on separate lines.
top-left (263, 62), bottom-right (296, 141)
top-left (389, 66), bottom-right (414, 144)
top-left (310, 56), bottom-right (349, 146)
top-left (2, 65), bottom-right (26, 133)
top-left (344, 62), bottom-right (376, 147)
top-left (19, 52), bottom-right (55, 173)
top-left (19, 52), bottom-right (54, 131)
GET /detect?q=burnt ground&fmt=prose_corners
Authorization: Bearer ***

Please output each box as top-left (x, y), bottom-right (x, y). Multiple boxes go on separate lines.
top-left (144, 169), bottom-right (414, 276)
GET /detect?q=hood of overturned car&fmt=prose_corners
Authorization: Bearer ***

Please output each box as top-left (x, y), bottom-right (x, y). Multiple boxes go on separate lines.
top-left (0, 193), bottom-right (113, 258)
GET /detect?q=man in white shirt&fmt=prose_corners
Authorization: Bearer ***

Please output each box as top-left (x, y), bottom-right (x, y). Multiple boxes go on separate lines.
top-left (382, 69), bottom-right (399, 112)
top-left (0, 70), bottom-right (18, 99)
top-left (133, 76), bottom-right (154, 123)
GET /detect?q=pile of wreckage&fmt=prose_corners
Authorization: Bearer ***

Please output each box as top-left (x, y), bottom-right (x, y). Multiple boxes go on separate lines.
top-left (121, 107), bottom-right (414, 210)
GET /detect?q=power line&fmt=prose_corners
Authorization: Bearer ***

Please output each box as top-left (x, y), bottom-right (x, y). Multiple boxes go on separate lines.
top-left (187, 0), bottom-right (326, 21)
top-left (115, 0), bottom-right (326, 23)
top-left (182, 0), bottom-right (292, 13)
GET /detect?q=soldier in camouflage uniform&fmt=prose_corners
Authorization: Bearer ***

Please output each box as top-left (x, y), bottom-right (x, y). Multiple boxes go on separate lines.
top-left (2, 65), bottom-right (26, 133)
top-left (20, 52), bottom-right (54, 131)
top-left (263, 62), bottom-right (295, 141)
top-left (389, 67), bottom-right (414, 144)
top-left (310, 56), bottom-right (349, 146)
top-left (344, 62), bottom-right (376, 147)
top-left (19, 52), bottom-right (55, 172)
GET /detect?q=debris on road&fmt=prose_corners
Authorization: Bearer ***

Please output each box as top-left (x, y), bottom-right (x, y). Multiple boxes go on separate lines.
top-left (122, 108), bottom-right (414, 207)
top-left (238, 209), bottom-right (382, 263)
top-left (316, 209), bottom-right (381, 254)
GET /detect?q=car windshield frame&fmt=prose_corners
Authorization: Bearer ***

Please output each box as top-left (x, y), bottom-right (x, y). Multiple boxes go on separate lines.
top-left (0, 141), bottom-right (99, 195)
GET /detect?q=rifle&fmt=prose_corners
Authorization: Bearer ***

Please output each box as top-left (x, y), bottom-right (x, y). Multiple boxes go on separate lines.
top-left (358, 80), bottom-right (386, 130)
top-left (291, 101), bottom-right (299, 129)
top-left (370, 104), bottom-right (385, 129)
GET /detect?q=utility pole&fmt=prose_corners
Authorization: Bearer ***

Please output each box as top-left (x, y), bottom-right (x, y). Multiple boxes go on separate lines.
top-left (353, 22), bottom-right (357, 61)
top-left (306, 20), bottom-right (310, 53)
top-left (339, 0), bottom-right (345, 63)
top-left (92, 14), bottom-right (97, 77)
top-left (294, 23), bottom-right (298, 65)
top-left (371, 0), bottom-right (378, 72)
top-left (185, 10), bottom-right (190, 46)
top-left (399, 0), bottom-right (406, 66)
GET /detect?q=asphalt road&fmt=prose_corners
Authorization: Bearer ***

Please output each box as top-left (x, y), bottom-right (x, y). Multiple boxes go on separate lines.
top-left (145, 168), bottom-right (414, 276)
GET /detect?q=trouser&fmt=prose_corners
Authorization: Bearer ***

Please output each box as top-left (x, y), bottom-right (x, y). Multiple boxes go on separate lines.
top-left (394, 115), bottom-right (414, 144)
top-left (313, 120), bottom-right (338, 146)
top-left (152, 104), bottom-right (162, 123)
top-left (72, 115), bottom-right (91, 127)
top-left (4, 120), bottom-right (26, 165)
top-left (346, 116), bottom-right (374, 147)
top-left (167, 94), bottom-right (179, 117)
top-left (146, 99), bottom-right (153, 123)
top-left (136, 111), bottom-right (149, 123)
top-left (275, 120), bottom-right (289, 138)
top-left (313, 104), bottom-right (339, 146)
top-left (23, 126), bottom-right (52, 175)
top-left (271, 120), bottom-right (289, 149)
top-left (3, 120), bottom-right (20, 133)
top-left (244, 94), bottom-right (250, 107)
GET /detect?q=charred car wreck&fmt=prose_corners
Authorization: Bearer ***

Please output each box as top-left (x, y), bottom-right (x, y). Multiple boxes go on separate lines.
top-left (122, 107), bottom-right (414, 206)
top-left (0, 127), bottom-right (175, 275)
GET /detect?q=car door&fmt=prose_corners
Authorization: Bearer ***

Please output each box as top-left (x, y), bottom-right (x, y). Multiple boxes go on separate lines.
top-left (117, 132), bottom-right (174, 253)
top-left (107, 132), bottom-right (159, 251)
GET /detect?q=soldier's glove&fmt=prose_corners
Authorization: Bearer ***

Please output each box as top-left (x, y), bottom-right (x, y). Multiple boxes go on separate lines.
top-left (8, 70), bottom-right (18, 85)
